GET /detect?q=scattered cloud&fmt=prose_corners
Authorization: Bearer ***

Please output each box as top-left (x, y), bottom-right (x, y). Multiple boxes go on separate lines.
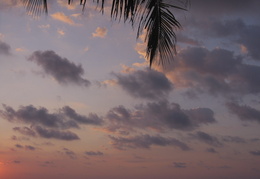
top-left (13, 127), bottom-right (36, 137)
top-left (226, 102), bottom-right (260, 123)
top-left (106, 100), bottom-right (215, 132)
top-left (114, 68), bottom-right (173, 100)
top-left (0, 40), bottom-right (11, 55)
top-left (62, 106), bottom-right (103, 125)
top-left (165, 46), bottom-right (260, 97)
top-left (1, 104), bottom-right (103, 141)
top-left (15, 144), bottom-right (23, 148)
top-left (173, 162), bottom-right (187, 168)
top-left (51, 12), bottom-right (76, 25)
top-left (92, 27), bottom-right (107, 38)
top-left (0, 104), bottom-right (79, 129)
top-left (15, 47), bottom-right (26, 52)
top-left (57, 29), bottom-right (65, 36)
top-left (28, 50), bottom-right (91, 87)
top-left (206, 148), bottom-right (217, 153)
top-left (85, 151), bottom-right (104, 156)
top-left (109, 134), bottom-right (191, 151)
top-left (62, 148), bottom-right (77, 159)
top-left (34, 126), bottom-right (80, 141)
top-left (25, 145), bottom-right (36, 151)
top-left (249, 150), bottom-right (260, 156)
top-left (221, 136), bottom-right (246, 143)
top-left (191, 131), bottom-right (222, 147)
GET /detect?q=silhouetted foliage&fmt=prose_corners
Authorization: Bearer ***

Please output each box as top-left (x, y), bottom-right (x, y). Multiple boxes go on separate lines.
top-left (22, 0), bottom-right (189, 67)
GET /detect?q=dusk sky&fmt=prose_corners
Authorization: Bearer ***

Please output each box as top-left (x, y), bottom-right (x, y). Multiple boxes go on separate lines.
top-left (0, 0), bottom-right (260, 179)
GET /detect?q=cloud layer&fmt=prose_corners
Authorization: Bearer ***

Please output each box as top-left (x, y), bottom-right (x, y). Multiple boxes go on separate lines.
top-left (106, 100), bottom-right (215, 132)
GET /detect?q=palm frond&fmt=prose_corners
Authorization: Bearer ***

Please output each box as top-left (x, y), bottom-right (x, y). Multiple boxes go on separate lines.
top-left (22, 0), bottom-right (48, 16)
top-left (136, 0), bottom-right (185, 66)
top-left (22, 0), bottom-right (188, 67)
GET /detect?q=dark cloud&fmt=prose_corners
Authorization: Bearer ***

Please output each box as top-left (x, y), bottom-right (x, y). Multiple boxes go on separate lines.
top-left (25, 145), bottom-right (36, 151)
top-left (114, 68), bottom-right (173, 100)
top-left (28, 50), bottom-right (90, 86)
top-left (0, 40), bottom-right (11, 56)
top-left (249, 150), bottom-right (260, 156)
top-left (196, 18), bottom-right (260, 61)
top-left (226, 102), bottom-right (260, 123)
top-left (166, 47), bottom-right (260, 97)
top-left (62, 106), bottom-right (103, 125)
top-left (221, 136), bottom-right (246, 143)
top-left (206, 148), bottom-right (217, 153)
top-left (62, 148), bottom-right (77, 159)
top-left (0, 104), bottom-right (102, 129)
top-left (191, 131), bottom-right (222, 147)
top-left (109, 134), bottom-right (191, 151)
top-left (34, 126), bottom-right (80, 141)
top-left (13, 160), bottom-right (21, 164)
top-left (173, 162), bottom-right (187, 168)
top-left (189, 0), bottom-right (260, 18)
top-left (85, 151), bottom-right (104, 156)
top-left (13, 127), bottom-right (36, 137)
top-left (0, 104), bottom-right (79, 129)
top-left (11, 135), bottom-right (30, 141)
top-left (15, 144), bottom-right (23, 148)
top-left (106, 100), bottom-right (215, 132)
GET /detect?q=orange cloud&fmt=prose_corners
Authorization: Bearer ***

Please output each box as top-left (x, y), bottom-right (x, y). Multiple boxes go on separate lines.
top-left (92, 27), bottom-right (107, 38)
top-left (51, 12), bottom-right (75, 25)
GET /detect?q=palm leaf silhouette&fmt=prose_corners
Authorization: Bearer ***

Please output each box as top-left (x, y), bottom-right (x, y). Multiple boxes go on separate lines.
top-left (22, 0), bottom-right (188, 67)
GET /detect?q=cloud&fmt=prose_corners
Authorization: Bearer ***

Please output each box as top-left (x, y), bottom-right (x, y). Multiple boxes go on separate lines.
top-left (57, 29), bottom-right (65, 36)
top-left (190, 0), bottom-right (260, 17)
top-left (34, 126), bottom-right (80, 141)
top-left (221, 136), bottom-right (246, 143)
top-left (92, 27), bottom-right (107, 38)
top-left (51, 12), bottom-right (76, 25)
top-left (206, 148), bottom-right (217, 153)
top-left (85, 151), bottom-right (104, 156)
top-left (15, 144), bottom-right (23, 148)
top-left (249, 150), bottom-right (260, 156)
top-left (62, 148), bottom-right (77, 159)
top-left (165, 46), bottom-right (260, 97)
top-left (0, 40), bottom-right (11, 55)
top-left (226, 102), bottom-right (260, 123)
top-left (114, 68), bottom-right (173, 100)
top-left (25, 145), bottom-right (36, 151)
top-left (1, 104), bottom-right (103, 141)
top-left (62, 106), bottom-right (103, 125)
top-left (109, 134), bottom-right (191, 151)
top-left (194, 18), bottom-right (260, 61)
top-left (173, 162), bottom-right (187, 168)
top-left (13, 127), bottom-right (36, 137)
top-left (1, 104), bottom-right (102, 128)
top-left (28, 50), bottom-right (91, 87)
top-left (106, 100), bottom-right (215, 132)
top-left (0, 104), bottom-right (79, 129)
top-left (191, 131), bottom-right (222, 147)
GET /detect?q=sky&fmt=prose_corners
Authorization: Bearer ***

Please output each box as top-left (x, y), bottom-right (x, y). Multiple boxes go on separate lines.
top-left (0, 0), bottom-right (260, 179)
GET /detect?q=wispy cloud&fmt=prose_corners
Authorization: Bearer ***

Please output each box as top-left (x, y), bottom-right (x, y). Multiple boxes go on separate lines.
top-left (109, 134), bottom-right (191, 151)
top-left (51, 12), bottom-right (76, 25)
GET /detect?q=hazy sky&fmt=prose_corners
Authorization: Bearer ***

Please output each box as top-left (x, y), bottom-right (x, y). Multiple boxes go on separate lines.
top-left (0, 0), bottom-right (260, 179)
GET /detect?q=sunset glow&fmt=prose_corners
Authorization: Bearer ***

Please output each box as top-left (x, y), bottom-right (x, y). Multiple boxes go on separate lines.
top-left (0, 0), bottom-right (260, 179)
